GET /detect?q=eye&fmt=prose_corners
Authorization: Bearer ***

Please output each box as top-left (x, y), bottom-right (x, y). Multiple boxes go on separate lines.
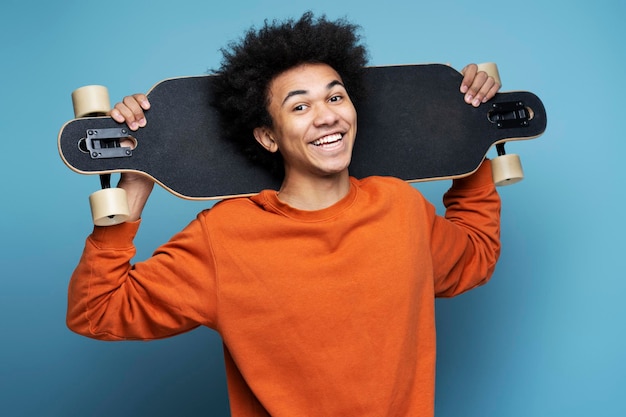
top-left (293, 103), bottom-right (309, 112)
top-left (329, 95), bottom-right (343, 103)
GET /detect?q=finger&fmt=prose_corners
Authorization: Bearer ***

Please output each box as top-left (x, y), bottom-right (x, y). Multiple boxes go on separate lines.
top-left (109, 106), bottom-right (125, 123)
top-left (110, 95), bottom-right (149, 130)
top-left (110, 102), bottom-right (137, 125)
top-left (132, 94), bottom-right (150, 126)
top-left (464, 71), bottom-right (488, 106)
top-left (110, 102), bottom-right (139, 130)
top-left (133, 93), bottom-right (151, 111)
top-left (460, 63), bottom-right (478, 94)
top-left (122, 95), bottom-right (148, 128)
top-left (472, 77), bottom-right (496, 107)
top-left (482, 80), bottom-right (501, 103)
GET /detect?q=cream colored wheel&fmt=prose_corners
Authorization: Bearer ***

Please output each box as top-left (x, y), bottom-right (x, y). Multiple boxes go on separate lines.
top-left (71, 85), bottom-right (111, 118)
top-left (492, 154), bottom-right (524, 186)
top-left (89, 188), bottom-right (130, 226)
top-left (476, 62), bottom-right (501, 87)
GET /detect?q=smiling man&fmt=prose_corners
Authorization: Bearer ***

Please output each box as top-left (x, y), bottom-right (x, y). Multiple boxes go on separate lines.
top-left (67, 12), bottom-right (502, 417)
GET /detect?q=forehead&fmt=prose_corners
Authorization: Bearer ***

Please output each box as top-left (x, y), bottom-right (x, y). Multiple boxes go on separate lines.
top-left (268, 63), bottom-right (343, 99)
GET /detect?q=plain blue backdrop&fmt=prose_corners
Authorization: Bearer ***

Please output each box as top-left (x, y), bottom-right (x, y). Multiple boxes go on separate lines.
top-left (1, 0), bottom-right (624, 416)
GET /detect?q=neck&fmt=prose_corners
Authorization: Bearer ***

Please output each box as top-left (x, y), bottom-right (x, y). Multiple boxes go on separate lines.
top-left (277, 170), bottom-right (351, 210)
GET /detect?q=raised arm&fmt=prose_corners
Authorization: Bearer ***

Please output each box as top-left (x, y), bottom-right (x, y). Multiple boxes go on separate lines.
top-left (109, 94), bottom-right (154, 221)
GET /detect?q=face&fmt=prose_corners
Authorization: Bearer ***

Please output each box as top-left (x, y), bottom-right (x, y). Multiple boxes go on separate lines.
top-left (254, 63), bottom-right (357, 181)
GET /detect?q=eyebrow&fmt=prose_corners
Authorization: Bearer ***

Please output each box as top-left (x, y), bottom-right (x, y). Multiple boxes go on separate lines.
top-left (281, 80), bottom-right (345, 106)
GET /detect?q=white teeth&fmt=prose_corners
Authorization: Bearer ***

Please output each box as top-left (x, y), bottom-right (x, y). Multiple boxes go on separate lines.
top-left (312, 133), bottom-right (342, 146)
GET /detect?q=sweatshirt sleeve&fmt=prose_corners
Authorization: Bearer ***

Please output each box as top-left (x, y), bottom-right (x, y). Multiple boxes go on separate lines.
top-left (431, 160), bottom-right (501, 297)
top-left (67, 213), bottom-right (218, 341)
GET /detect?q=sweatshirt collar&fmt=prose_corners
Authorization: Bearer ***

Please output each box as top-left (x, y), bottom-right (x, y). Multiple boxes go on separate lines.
top-left (250, 178), bottom-right (359, 222)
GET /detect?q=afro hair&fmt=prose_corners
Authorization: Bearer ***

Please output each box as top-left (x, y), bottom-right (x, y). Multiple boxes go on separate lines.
top-left (212, 12), bottom-right (369, 176)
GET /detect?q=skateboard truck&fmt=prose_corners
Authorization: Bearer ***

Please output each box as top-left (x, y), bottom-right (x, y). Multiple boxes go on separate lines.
top-left (488, 100), bottom-right (534, 186)
top-left (488, 101), bottom-right (530, 129)
top-left (489, 102), bottom-right (529, 185)
top-left (84, 128), bottom-right (134, 159)
top-left (71, 85), bottom-right (131, 226)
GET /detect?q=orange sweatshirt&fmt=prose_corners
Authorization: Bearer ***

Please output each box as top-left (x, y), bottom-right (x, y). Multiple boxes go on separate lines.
top-left (67, 161), bottom-right (500, 417)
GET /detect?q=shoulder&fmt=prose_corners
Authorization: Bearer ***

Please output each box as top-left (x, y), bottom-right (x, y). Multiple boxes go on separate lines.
top-left (353, 176), bottom-right (422, 198)
top-left (350, 176), bottom-right (432, 213)
top-left (197, 195), bottom-right (265, 223)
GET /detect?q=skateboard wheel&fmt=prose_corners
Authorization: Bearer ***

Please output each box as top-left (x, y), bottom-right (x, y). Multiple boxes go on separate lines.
top-left (72, 85), bottom-right (111, 118)
top-left (491, 154), bottom-right (524, 186)
top-left (476, 62), bottom-right (501, 87)
top-left (89, 188), bottom-right (130, 226)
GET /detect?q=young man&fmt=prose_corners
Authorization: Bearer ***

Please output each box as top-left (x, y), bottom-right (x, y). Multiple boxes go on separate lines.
top-left (67, 12), bottom-right (501, 416)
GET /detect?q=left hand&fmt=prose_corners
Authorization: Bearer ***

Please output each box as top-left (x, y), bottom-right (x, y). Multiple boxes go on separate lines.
top-left (460, 63), bottom-right (501, 107)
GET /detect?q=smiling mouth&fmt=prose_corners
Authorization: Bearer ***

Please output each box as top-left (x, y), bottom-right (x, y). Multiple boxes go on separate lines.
top-left (311, 133), bottom-right (343, 147)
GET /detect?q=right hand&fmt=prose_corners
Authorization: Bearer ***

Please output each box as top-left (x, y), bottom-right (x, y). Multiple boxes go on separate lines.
top-left (110, 93), bottom-right (150, 131)
top-left (110, 94), bottom-right (154, 222)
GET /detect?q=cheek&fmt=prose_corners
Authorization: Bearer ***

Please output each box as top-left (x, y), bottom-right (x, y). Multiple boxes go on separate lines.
top-left (279, 117), bottom-right (309, 140)
top-left (342, 107), bottom-right (357, 130)
top-left (341, 101), bottom-right (357, 121)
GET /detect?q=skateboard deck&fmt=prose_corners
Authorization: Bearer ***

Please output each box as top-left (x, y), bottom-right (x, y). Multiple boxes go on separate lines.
top-left (58, 64), bottom-right (547, 200)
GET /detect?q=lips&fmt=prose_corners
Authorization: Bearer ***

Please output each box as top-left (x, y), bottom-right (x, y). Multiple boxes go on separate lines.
top-left (311, 133), bottom-right (343, 147)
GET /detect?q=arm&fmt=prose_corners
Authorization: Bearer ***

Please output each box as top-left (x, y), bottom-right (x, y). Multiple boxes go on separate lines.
top-left (67, 214), bottom-right (218, 340)
top-left (431, 160), bottom-right (501, 297)
top-left (111, 94), bottom-right (154, 221)
top-left (67, 95), bottom-right (217, 340)
top-left (431, 67), bottom-right (502, 295)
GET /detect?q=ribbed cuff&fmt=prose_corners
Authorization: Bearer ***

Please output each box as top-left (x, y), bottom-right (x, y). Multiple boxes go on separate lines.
top-left (89, 219), bottom-right (141, 249)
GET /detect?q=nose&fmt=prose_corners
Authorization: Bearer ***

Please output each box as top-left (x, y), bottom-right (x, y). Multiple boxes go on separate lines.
top-left (313, 102), bottom-right (340, 126)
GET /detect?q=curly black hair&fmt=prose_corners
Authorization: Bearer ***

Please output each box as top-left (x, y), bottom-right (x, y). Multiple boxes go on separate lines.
top-left (212, 12), bottom-right (369, 176)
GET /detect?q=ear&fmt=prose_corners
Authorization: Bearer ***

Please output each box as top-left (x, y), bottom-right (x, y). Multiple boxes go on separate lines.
top-left (253, 127), bottom-right (279, 153)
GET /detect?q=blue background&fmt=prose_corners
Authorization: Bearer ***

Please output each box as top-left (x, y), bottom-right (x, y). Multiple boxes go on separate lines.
top-left (1, 0), bottom-right (624, 415)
